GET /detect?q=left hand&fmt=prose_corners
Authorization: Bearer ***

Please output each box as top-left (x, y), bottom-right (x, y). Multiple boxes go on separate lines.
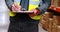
top-left (29, 9), bottom-right (39, 17)
top-left (31, 9), bottom-right (38, 15)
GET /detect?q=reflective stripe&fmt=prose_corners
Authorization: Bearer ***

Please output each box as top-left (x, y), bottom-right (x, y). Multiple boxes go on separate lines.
top-left (29, 0), bottom-right (43, 5)
top-left (28, 4), bottom-right (38, 10)
top-left (29, 1), bottom-right (40, 5)
top-left (14, 0), bottom-right (21, 3)
top-left (30, 0), bottom-right (39, 1)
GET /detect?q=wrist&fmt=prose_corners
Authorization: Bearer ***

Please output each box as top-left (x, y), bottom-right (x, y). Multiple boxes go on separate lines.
top-left (35, 8), bottom-right (40, 15)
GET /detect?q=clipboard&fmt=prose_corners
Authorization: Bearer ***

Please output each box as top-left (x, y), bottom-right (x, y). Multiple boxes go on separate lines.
top-left (12, 10), bottom-right (33, 13)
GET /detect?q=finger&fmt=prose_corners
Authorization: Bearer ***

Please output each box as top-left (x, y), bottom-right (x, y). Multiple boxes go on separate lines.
top-left (12, 7), bottom-right (15, 12)
top-left (14, 4), bottom-right (21, 10)
top-left (13, 4), bottom-right (19, 10)
top-left (33, 10), bottom-right (38, 15)
top-left (12, 4), bottom-right (19, 9)
top-left (14, 3), bottom-right (20, 9)
top-left (12, 4), bottom-right (17, 9)
top-left (12, 6), bottom-right (19, 11)
top-left (12, 7), bottom-right (18, 13)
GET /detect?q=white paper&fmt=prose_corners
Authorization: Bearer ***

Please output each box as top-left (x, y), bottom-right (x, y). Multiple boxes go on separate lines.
top-left (13, 11), bottom-right (33, 13)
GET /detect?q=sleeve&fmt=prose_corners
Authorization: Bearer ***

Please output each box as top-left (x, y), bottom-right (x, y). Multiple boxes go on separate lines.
top-left (5, 0), bottom-right (14, 10)
top-left (38, 0), bottom-right (51, 14)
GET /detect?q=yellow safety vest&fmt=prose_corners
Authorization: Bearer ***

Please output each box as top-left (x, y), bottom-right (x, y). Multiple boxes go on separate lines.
top-left (10, 0), bottom-right (42, 20)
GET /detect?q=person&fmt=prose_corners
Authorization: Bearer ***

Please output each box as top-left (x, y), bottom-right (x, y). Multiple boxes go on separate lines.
top-left (5, 0), bottom-right (51, 32)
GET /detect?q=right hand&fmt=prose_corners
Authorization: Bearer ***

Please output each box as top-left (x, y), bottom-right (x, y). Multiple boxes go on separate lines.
top-left (12, 3), bottom-right (22, 12)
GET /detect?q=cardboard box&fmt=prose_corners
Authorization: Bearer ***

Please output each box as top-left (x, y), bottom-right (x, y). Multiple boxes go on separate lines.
top-left (48, 18), bottom-right (53, 32)
top-left (40, 12), bottom-right (52, 31)
top-left (57, 26), bottom-right (60, 32)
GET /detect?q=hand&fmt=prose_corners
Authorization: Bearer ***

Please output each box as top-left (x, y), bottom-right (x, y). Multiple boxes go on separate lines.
top-left (32, 9), bottom-right (38, 15)
top-left (29, 9), bottom-right (39, 17)
top-left (12, 3), bottom-right (21, 12)
top-left (30, 9), bottom-right (39, 15)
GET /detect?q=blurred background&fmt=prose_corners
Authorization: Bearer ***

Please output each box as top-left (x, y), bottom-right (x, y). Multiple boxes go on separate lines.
top-left (39, 0), bottom-right (60, 32)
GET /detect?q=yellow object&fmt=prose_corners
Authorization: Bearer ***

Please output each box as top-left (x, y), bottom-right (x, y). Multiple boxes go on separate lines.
top-left (9, 11), bottom-right (16, 17)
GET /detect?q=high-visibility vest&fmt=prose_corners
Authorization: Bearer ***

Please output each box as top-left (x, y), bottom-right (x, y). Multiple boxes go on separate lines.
top-left (10, 0), bottom-right (43, 20)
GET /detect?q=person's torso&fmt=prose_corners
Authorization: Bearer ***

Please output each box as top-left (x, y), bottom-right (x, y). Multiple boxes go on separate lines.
top-left (14, 0), bottom-right (43, 10)
top-left (10, 0), bottom-right (43, 20)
